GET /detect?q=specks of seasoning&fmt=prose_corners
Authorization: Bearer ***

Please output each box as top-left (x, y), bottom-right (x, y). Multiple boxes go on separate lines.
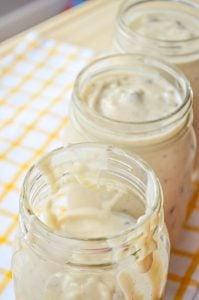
top-left (131, 249), bottom-right (141, 258)
top-left (150, 16), bottom-right (159, 23)
top-left (27, 208), bottom-right (32, 215)
top-left (169, 205), bottom-right (176, 214)
top-left (122, 209), bottom-right (129, 214)
top-left (145, 79), bottom-right (153, 84)
top-left (124, 221), bottom-right (131, 226)
top-left (117, 76), bottom-right (128, 86)
top-left (129, 90), bottom-right (144, 101)
top-left (191, 143), bottom-right (195, 151)
top-left (176, 20), bottom-right (185, 29)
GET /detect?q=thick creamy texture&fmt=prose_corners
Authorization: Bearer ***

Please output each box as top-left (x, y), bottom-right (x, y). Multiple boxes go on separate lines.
top-left (129, 10), bottom-right (199, 41)
top-left (36, 161), bottom-right (144, 238)
top-left (119, 6), bottom-right (199, 175)
top-left (13, 160), bottom-right (169, 300)
top-left (83, 73), bottom-right (181, 122)
top-left (64, 70), bottom-right (196, 245)
top-left (81, 67), bottom-right (193, 222)
top-left (40, 205), bottom-right (136, 239)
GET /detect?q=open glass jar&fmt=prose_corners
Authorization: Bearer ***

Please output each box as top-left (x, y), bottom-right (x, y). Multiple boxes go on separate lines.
top-left (114, 0), bottom-right (199, 177)
top-left (12, 144), bottom-right (169, 300)
top-left (64, 54), bottom-right (196, 245)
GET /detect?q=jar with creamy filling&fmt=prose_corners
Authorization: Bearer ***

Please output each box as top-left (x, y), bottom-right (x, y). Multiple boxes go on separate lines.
top-left (12, 144), bottom-right (169, 300)
top-left (114, 0), bottom-right (199, 177)
top-left (64, 54), bottom-right (196, 245)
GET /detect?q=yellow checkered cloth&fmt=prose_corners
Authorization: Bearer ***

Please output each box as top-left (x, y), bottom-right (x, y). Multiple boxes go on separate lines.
top-left (0, 33), bottom-right (198, 300)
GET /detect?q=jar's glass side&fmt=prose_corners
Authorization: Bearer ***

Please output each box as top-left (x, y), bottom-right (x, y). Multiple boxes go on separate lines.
top-left (115, 0), bottom-right (199, 62)
top-left (140, 126), bottom-right (196, 244)
top-left (64, 54), bottom-right (195, 245)
top-left (12, 144), bottom-right (169, 300)
top-left (72, 54), bottom-right (192, 139)
top-left (114, 0), bottom-right (199, 177)
top-left (13, 229), bottom-right (169, 300)
top-left (64, 115), bottom-right (196, 246)
top-left (178, 60), bottom-right (199, 178)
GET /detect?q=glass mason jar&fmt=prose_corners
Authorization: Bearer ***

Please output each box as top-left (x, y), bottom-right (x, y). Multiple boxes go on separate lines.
top-left (64, 54), bottom-right (196, 245)
top-left (12, 144), bottom-right (169, 300)
top-left (114, 0), bottom-right (199, 177)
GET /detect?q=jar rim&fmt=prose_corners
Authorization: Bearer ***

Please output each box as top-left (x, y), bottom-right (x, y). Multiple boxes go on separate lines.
top-left (73, 54), bottom-right (192, 136)
top-left (21, 143), bottom-right (162, 244)
top-left (117, 0), bottom-right (199, 43)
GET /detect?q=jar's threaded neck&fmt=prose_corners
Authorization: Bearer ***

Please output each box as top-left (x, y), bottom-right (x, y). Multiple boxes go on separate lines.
top-left (116, 0), bottom-right (199, 61)
top-left (72, 54), bottom-right (192, 143)
top-left (20, 144), bottom-right (163, 264)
